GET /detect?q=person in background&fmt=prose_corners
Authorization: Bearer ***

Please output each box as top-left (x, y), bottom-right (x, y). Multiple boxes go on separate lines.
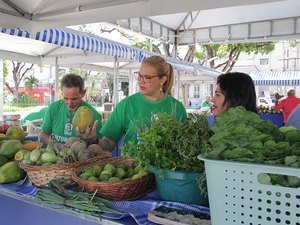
top-left (211, 72), bottom-right (257, 116)
top-left (285, 104), bottom-right (300, 130)
top-left (86, 55), bottom-right (187, 152)
top-left (40, 74), bottom-right (102, 145)
top-left (201, 96), bottom-right (213, 108)
top-left (275, 89), bottom-right (300, 124)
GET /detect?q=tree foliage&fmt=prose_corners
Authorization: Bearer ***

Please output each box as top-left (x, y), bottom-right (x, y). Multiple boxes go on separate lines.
top-left (6, 61), bottom-right (34, 100)
top-left (100, 25), bottom-right (275, 73)
top-left (194, 42), bottom-right (275, 73)
top-left (288, 40), bottom-right (299, 48)
top-left (112, 28), bottom-right (172, 56)
top-left (3, 60), bottom-right (9, 81)
top-left (24, 74), bottom-right (39, 91)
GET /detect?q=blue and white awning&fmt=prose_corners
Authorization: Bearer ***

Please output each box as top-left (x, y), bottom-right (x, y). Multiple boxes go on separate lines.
top-left (35, 28), bottom-right (138, 61)
top-left (0, 27), bottom-right (219, 76)
top-left (250, 71), bottom-right (300, 86)
top-left (0, 27), bottom-right (139, 61)
top-left (0, 27), bottom-right (30, 38)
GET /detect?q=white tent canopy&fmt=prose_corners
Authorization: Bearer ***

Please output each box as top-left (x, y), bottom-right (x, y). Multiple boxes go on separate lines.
top-left (113, 0), bottom-right (300, 45)
top-left (0, 27), bottom-right (220, 76)
top-left (0, 0), bottom-right (298, 45)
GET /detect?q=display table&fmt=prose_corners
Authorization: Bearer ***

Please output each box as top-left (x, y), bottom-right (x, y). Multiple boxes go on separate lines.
top-left (259, 113), bottom-right (284, 128)
top-left (207, 113), bottom-right (284, 128)
top-left (0, 184), bottom-right (133, 225)
top-left (0, 182), bottom-right (209, 225)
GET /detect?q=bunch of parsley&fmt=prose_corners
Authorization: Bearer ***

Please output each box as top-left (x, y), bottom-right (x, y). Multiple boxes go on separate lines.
top-left (123, 112), bottom-right (212, 172)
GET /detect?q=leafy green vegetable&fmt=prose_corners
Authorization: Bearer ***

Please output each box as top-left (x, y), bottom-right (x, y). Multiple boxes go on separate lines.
top-left (205, 106), bottom-right (300, 167)
top-left (270, 174), bottom-right (289, 187)
top-left (287, 176), bottom-right (300, 188)
top-left (279, 126), bottom-right (297, 133)
top-left (220, 148), bottom-right (254, 160)
top-left (284, 155), bottom-right (299, 165)
top-left (257, 173), bottom-right (272, 185)
top-left (122, 113), bottom-right (212, 172)
top-left (257, 173), bottom-right (300, 188)
top-left (286, 130), bottom-right (300, 145)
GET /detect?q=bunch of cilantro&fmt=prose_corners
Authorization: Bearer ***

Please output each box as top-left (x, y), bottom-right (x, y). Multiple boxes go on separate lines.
top-left (123, 112), bottom-right (213, 172)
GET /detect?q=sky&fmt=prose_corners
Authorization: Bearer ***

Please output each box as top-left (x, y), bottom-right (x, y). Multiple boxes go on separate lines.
top-left (70, 22), bottom-right (190, 59)
top-left (70, 23), bottom-right (146, 46)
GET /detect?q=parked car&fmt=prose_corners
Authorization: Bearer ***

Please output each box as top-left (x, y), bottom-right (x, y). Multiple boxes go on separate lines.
top-left (257, 97), bottom-right (275, 108)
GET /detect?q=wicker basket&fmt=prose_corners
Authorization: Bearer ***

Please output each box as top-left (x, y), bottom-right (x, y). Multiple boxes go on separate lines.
top-left (72, 157), bottom-right (156, 200)
top-left (19, 152), bottom-right (111, 187)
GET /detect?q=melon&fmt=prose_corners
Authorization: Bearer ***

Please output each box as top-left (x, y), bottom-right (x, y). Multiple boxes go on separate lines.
top-left (6, 125), bottom-right (26, 141)
top-left (72, 106), bottom-right (95, 133)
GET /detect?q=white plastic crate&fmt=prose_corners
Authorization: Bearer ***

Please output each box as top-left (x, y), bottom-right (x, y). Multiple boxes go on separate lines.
top-left (199, 157), bottom-right (300, 225)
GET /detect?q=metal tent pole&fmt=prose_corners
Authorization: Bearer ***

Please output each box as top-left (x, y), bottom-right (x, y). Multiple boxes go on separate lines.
top-left (113, 56), bottom-right (119, 107)
top-left (128, 68), bottom-right (134, 96)
top-left (54, 57), bottom-right (59, 101)
top-left (0, 59), bottom-right (3, 118)
top-left (176, 70), bottom-right (180, 99)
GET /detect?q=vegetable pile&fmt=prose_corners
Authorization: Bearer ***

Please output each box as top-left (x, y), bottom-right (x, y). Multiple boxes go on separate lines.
top-left (78, 162), bottom-right (149, 182)
top-left (0, 127), bottom-right (30, 184)
top-left (22, 137), bottom-right (106, 166)
top-left (123, 113), bottom-right (212, 172)
top-left (205, 106), bottom-right (300, 188)
top-left (206, 106), bottom-right (300, 162)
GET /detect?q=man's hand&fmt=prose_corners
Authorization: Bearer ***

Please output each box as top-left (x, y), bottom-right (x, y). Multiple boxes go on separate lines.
top-left (76, 120), bottom-right (98, 143)
top-left (39, 130), bottom-right (52, 145)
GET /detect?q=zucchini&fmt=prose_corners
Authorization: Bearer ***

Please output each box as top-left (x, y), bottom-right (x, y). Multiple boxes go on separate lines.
top-left (0, 161), bottom-right (26, 184)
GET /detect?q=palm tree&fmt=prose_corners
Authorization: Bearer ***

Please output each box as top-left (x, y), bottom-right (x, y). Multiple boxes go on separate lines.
top-left (24, 75), bottom-right (39, 91)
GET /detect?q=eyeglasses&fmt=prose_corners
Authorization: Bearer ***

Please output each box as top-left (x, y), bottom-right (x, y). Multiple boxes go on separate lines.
top-left (134, 71), bottom-right (160, 83)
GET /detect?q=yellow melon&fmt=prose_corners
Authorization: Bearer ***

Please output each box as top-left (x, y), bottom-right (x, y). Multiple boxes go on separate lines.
top-left (72, 106), bottom-right (95, 133)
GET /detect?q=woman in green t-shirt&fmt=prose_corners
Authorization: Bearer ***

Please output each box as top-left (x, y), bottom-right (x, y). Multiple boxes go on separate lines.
top-left (87, 56), bottom-right (187, 153)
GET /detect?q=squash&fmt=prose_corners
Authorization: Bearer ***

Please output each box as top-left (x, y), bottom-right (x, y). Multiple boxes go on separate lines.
top-left (0, 154), bottom-right (9, 167)
top-left (14, 150), bottom-right (30, 161)
top-left (0, 161), bottom-right (26, 184)
top-left (6, 125), bottom-right (26, 141)
top-left (0, 140), bottom-right (23, 159)
top-left (22, 141), bottom-right (40, 151)
top-left (29, 149), bottom-right (42, 162)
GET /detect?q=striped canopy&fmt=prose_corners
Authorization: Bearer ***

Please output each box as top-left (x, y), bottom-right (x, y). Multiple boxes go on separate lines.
top-left (0, 27), bottom-right (219, 76)
top-left (35, 28), bottom-right (138, 62)
top-left (250, 71), bottom-right (300, 86)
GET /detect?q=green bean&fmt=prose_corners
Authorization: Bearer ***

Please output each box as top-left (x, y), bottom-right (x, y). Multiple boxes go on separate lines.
top-left (35, 180), bottom-right (121, 214)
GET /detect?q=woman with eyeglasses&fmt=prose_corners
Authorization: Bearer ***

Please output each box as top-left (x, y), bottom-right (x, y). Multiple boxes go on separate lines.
top-left (84, 55), bottom-right (187, 153)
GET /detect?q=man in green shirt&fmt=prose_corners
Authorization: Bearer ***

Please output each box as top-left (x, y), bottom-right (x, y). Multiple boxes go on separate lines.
top-left (41, 74), bottom-right (102, 145)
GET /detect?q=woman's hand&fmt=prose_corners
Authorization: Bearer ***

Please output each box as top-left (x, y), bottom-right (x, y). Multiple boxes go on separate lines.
top-left (76, 120), bottom-right (98, 143)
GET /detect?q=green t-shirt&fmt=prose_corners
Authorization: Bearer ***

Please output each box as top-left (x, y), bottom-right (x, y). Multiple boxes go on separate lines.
top-left (202, 101), bottom-right (213, 107)
top-left (100, 92), bottom-right (187, 146)
top-left (42, 100), bottom-right (102, 144)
